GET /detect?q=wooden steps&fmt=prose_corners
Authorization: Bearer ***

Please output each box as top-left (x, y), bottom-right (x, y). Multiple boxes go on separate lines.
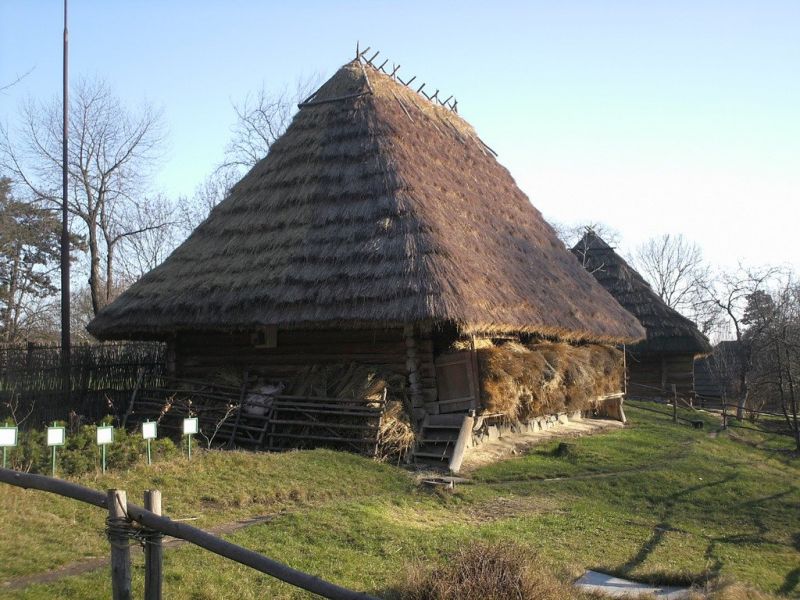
top-left (412, 414), bottom-right (471, 470)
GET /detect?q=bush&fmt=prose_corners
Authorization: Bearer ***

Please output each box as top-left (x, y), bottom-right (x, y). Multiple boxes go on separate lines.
top-left (5, 420), bottom-right (179, 476)
top-left (394, 541), bottom-right (574, 600)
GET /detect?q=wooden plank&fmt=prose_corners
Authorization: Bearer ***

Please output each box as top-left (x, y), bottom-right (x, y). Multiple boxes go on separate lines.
top-left (448, 415), bottom-right (474, 474)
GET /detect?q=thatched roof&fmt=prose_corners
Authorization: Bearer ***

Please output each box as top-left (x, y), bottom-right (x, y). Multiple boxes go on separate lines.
top-left (89, 59), bottom-right (645, 343)
top-left (572, 231), bottom-right (711, 355)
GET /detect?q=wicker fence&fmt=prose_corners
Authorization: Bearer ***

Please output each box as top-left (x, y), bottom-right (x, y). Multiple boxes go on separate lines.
top-left (0, 342), bottom-right (165, 428)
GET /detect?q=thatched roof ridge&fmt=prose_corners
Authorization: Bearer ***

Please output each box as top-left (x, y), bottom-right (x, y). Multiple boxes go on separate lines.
top-left (572, 231), bottom-right (711, 355)
top-left (89, 59), bottom-right (645, 343)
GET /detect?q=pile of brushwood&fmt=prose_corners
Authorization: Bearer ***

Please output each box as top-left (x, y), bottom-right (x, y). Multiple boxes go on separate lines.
top-left (476, 341), bottom-right (624, 420)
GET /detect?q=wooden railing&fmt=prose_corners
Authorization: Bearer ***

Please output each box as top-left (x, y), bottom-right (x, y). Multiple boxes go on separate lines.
top-left (0, 468), bottom-right (378, 600)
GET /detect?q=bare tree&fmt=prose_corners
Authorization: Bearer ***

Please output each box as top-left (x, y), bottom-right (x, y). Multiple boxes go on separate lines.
top-left (180, 77), bottom-right (318, 232)
top-left (696, 265), bottom-right (783, 419)
top-left (0, 67), bottom-right (34, 94)
top-left (744, 278), bottom-right (800, 451)
top-left (0, 78), bottom-right (166, 316)
top-left (118, 194), bottom-right (179, 280)
top-left (551, 221), bottom-right (621, 254)
top-left (220, 77), bottom-right (318, 172)
top-left (634, 234), bottom-right (708, 312)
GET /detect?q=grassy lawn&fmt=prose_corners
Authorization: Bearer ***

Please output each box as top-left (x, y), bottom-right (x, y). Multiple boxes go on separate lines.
top-left (1, 404), bottom-right (797, 599)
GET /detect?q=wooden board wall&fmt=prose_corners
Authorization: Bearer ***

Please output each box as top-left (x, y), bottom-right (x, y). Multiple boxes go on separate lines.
top-left (627, 352), bottom-right (695, 399)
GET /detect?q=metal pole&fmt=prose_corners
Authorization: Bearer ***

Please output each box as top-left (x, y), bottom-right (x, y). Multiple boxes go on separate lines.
top-left (52, 446), bottom-right (56, 477)
top-left (147, 439), bottom-right (152, 465)
top-left (60, 0), bottom-right (71, 399)
top-left (144, 490), bottom-right (163, 600)
top-left (187, 434), bottom-right (192, 460)
top-left (102, 444), bottom-right (106, 473)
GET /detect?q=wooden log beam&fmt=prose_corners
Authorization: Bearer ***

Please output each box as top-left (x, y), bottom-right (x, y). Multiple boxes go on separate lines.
top-left (0, 468), bottom-right (378, 600)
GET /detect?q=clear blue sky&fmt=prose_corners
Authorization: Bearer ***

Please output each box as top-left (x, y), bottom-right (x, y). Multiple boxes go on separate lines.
top-left (1, 1), bottom-right (798, 270)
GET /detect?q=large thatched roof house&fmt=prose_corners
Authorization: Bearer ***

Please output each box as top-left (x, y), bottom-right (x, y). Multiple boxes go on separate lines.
top-left (572, 230), bottom-right (711, 400)
top-left (89, 55), bottom-right (644, 460)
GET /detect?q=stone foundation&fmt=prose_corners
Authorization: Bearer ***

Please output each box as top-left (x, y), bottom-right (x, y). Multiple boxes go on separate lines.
top-left (470, 410), bottom-right (585, 447)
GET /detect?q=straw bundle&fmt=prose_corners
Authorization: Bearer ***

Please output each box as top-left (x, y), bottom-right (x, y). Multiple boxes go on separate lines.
top-left (375, 400), bottom-right (416, 463)
top-left (477, 342), bottom-right (624, 419)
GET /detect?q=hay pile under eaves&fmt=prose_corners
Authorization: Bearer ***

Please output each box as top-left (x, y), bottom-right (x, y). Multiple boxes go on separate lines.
top-left (477, 342), bottom-right (624, 420)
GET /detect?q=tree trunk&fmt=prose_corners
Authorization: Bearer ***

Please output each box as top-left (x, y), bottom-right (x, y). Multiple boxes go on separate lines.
top-left (87, 223), bottom-right (102, 316)
top-left (736, 340), bottom-right (749, 420)
top-left (4, 244), bottom-right (22, 342)
top-left (105, 241), bottom-right (115, 305)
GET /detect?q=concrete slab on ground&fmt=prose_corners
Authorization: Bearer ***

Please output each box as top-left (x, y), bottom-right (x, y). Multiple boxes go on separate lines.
top-left (574, 570), bottom-right (690, 599)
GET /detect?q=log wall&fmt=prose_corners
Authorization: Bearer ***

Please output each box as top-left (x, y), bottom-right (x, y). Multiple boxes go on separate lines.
top-left (626, 352), bottom-right (695, 399)
top-left (174, 328), bottom-right (437, 423)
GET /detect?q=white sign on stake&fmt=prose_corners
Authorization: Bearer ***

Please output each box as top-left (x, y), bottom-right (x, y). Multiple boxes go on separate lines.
top-left (142, 421), bottom-right (157, 440)
top-left (0, 426), bottom-right (17, 447)
top-left (183, 417), bottom-right (199, 435)
top-left (96, 426), bottom-right (114, 445)
top-left (47, 426), bottom-right (65, 447)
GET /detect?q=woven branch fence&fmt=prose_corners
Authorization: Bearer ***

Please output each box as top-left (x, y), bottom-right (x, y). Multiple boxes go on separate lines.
top-left (0, 343), bottom-right (165, 428)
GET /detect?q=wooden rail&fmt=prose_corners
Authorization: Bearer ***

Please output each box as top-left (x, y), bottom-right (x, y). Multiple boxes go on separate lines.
top-left (0, 468), bottom-right (378, 600)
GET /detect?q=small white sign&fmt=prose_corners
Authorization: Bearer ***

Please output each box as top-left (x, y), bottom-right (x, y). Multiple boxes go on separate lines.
top-left (142, 421), bottom-right (157, 440)
top-left (96, 426), bottom-right (114, 445)
top-left (183, 417), bottom-right (199, 435)
top-left (47, 426), bottom-right (65, 447)
top-left (0, 426), bottom-right (17, 447)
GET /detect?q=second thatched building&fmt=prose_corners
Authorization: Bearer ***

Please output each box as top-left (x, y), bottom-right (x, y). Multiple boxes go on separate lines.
top-left (572, 230), bottom-right (711, 401)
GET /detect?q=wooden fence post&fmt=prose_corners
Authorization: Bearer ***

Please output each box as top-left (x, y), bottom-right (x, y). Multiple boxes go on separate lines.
top-left (672, 384), bottom-right (677, 423)
top-left (144, 489), bottom-right (163, 600)
top-left (106, 489), bottom-right (132, 600)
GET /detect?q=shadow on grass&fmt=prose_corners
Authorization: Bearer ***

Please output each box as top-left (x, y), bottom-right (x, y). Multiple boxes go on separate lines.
top-left (613, 474), bottom-right (738, 585)
top-left (777, 532), bottom-right (800, 596)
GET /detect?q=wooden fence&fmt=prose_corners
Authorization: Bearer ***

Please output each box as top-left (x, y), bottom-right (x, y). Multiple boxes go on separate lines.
top-left (0, 467), bottom-right (377, 600)
top-left (0, 343), bottom-right (165, 428)
top-left (625, 395), bottom-right (797, 440)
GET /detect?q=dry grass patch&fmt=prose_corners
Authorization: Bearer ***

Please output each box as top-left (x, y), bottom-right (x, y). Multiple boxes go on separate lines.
top-left (394, 541), bottom-right (577, 600)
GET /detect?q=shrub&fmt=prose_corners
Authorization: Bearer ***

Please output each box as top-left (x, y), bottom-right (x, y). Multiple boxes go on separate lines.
top-left (5, 420), bottom-right (179, 476)
top-left (394, 541), bottom-right (574, 600)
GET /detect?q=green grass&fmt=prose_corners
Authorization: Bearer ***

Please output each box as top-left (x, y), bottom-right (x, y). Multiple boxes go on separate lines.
top-left (1, 405), bottom-right (797, 599)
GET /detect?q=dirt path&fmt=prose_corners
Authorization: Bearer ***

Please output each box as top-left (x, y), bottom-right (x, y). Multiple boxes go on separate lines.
top-left (0, 513), bottom-right (281, 591)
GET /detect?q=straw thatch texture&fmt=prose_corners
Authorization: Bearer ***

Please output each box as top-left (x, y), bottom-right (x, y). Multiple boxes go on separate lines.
top-left (89, 60), bottom-right (644, 344)
top-left (477, 341), bottom-right (624, 419)
top-left (572, 231), bottom-right (711, 356)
